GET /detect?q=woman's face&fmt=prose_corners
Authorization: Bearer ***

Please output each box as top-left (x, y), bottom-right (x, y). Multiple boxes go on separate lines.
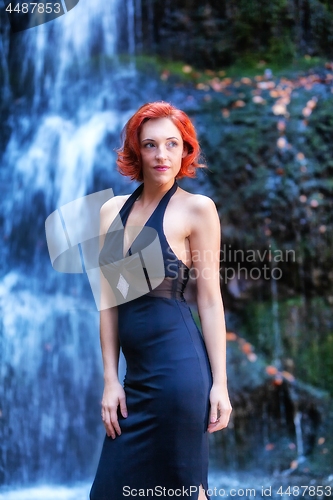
top-left (139, 117), bottom-right (187, 183)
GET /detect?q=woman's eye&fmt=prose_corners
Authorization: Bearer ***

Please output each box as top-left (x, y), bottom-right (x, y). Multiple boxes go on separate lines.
top-left (144, 143), bottom-right (155, 148)
top-left (167, 141), bottom-right (178, 147)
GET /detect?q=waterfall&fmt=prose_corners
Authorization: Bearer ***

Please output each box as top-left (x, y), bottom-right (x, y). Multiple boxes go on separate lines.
top-left (127, 0), bottom-right (135, 58)
top-left (294, 411), bottom-right (304, 458)
top-left (0, 1), bottom-right (120, 112)
top-left (134, 0), bottom-right (143, 54)
top-left (0, 0), bottom-right (139, 489)
top-left (271, 275), bottom-right (282, 370)
top-left (270, 240), bottom-right (282, 371)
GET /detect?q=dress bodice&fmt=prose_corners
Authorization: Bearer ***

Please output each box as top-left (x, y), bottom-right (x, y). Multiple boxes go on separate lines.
top-left (99, 178), bottom-right (190, 303)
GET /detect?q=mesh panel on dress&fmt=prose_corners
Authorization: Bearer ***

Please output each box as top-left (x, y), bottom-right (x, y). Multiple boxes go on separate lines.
top-left (145, 261), bottom-right (190, 301)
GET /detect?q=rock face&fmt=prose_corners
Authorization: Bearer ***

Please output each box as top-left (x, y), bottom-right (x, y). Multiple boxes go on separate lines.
top-left (208, 333), bottom-right (332, 475)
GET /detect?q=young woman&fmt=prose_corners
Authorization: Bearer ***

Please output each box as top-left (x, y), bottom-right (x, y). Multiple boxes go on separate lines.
top-left (89, 101), bottom-right (232, 500)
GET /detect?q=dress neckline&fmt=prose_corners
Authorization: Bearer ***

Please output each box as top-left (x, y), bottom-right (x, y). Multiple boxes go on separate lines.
top-left (123, 178), bottom-right (178, 259)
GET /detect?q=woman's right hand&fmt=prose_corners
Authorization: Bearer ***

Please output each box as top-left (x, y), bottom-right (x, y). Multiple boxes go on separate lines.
top-left (101, 381), bottom-right (128, 439)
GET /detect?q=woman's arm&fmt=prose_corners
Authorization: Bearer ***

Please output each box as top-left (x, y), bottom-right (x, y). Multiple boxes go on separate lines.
top-left (99, 200), bottom-right (128, 439)
top-left (188, 195), bottom-right (232, 433)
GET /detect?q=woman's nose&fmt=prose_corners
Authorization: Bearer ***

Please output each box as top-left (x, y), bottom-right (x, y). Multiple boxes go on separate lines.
top-left (155, 146), bottom-right (167, 160)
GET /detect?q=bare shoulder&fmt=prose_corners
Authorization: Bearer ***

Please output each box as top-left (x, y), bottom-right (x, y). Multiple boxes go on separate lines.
top-left (178, 187), bottom-right (216, 210)
top-left (100, 194), bottom-right (131, 234)
top-left (177, 188), bottom-right (218, 231)
top-left (190, 192), bottom-right (216, 212)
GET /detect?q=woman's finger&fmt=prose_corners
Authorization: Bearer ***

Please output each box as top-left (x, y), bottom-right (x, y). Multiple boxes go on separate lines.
top-left (102, 406), bottom-right (115, 438)
top-left (119, 394), bottom-right (128, 418)
top-left (207, 408), bottom-right (232, 432)
top-left (209, 401), bottom-right (218, 424)
top-left (110, 407), bottom-right (122, 437)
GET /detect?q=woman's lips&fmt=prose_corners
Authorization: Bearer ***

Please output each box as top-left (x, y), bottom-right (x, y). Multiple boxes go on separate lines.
top-left (154, 166), bottom-right (169, 171)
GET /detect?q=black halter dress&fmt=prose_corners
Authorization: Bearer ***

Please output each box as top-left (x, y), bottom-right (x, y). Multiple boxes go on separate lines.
top-left (89, 178), bottom-right (213, 500)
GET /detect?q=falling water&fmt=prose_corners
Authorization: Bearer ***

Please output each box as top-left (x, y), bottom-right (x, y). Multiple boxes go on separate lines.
top-left (0, 0), bottom-right (138, 490)
top-left (127, 0), bottom-right (136, 59)
top-left (293, 411), bottom-right (304, 458)
top-left (270, 242), bottom-right (282, 370)
top-left (134, 0), bottom-right (143, 53)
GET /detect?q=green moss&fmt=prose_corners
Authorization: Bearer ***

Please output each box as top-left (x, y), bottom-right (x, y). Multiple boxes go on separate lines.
top-left (119, 52), bottom-right (329, 85)
top-left (239, 296), bottom-right (333, 395)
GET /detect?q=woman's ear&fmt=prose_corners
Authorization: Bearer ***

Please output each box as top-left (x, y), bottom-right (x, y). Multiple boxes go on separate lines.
top-left (182, 143), bottom-right (188, 158)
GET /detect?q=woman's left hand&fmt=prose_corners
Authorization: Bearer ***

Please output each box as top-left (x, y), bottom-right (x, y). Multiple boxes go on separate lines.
top-left (207, 382), bottom-right (232, 433)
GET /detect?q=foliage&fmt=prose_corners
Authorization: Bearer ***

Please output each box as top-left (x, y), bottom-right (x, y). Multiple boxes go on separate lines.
top-left (137, 0), bottom-right (333, 69)
top-left (183, 68), bottom-right (333, 298)
top-left (239, 296), bottom-right (333, 396)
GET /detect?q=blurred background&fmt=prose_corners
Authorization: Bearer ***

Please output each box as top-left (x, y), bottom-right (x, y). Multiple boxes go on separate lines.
top-left (0, 0), bottom-right (333, 498)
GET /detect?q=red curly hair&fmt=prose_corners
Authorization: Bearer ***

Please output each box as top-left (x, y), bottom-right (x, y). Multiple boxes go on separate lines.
top-left (115, 101), bottom-right (206, 182)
